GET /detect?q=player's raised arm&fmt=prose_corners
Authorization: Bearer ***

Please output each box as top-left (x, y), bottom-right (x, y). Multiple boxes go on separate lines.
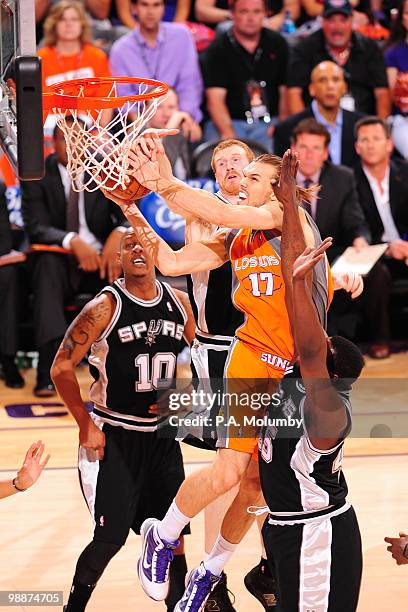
top-left (292, 242), bottom-right (353, 449)
top-left (103, 193), bottom-right (229, 275)
top-left (51, 293), bottom-right (115, 457)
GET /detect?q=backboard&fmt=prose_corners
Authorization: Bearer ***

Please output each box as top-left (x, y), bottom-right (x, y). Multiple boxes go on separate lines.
top-left (0, 0), bottom-right (44, 179)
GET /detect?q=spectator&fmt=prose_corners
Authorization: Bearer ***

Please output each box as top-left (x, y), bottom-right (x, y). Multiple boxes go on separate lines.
top-left (21, 119), bottom-right (128, 397)
top-left (196, 0), bottom-right (300, 31)
top-left (195, 0), bottom-right (233, 27)
top-left (200, 0), bottom-right (289, 150)
top-left (109, 0), bottom-right (203, 134)
top-left (384, 0), bottom-right (408, 158)
top-left (38, 0), bottom-right (113, 141)
top-left (354, 116), bottom-right (408, 357)
top-left (0, 183), bottom-right (24, 389)
top-left (145, 89), bottom-right (194, 178)
top-left (0, 441), bottom-right (50, 499)
top-left (287, 0), bottom-right (391, 117)
top-left (275, 60), bottom-right (364, 167)
top-left (292, 119), bottom-right (370, 257)
top-left (291, 119), bottom-right (372, 343)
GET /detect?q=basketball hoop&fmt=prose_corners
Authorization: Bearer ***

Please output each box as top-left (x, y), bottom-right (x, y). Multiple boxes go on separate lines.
top-left (42, 76), bottom-right (169, 193)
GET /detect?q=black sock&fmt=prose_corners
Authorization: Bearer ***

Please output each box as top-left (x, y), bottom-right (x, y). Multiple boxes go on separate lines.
top-left (260, 556), bottom-right (272, 578)
top-left (64, 582), bottom-right (96, 612)
top-left (166, 553), bottom-right (187, 612)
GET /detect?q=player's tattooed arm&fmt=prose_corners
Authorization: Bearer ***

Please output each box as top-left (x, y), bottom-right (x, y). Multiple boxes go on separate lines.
top-left (50, 293), bottom-right (115, 434)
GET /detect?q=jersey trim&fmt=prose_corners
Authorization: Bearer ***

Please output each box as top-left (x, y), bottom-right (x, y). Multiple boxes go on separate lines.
top-left (95, 286), bottom-right (122, 342)
top-left (268, 502), bottom-right (350, 525)
top-left (162, 282), bottom-right (188, 325)
top-left (195, 330), bottom-right (234, 347)
top-left (114, 278), bottom-right (163, 307)
top-left (92, 406), bottom-right (168, 431)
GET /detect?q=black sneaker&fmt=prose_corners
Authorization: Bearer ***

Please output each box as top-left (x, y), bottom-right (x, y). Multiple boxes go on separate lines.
top-left (244, 562), bottom-right (277, 610)
top-left (204, 572), bottom-right (236, 611)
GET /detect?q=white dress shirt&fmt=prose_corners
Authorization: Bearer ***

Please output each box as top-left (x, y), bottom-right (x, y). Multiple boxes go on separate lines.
top-left (362, 165), bottom-right (400, 242)
top-left (59, 163), bottom-right (103, 252)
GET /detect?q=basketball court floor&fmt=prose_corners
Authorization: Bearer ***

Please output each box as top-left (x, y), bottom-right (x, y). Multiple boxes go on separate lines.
top-left (1, 354), bottom-right (407, 611)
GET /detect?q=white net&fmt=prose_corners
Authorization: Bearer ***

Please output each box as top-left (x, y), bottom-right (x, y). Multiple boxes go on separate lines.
top-left (50, 80), bottom-right (166, 192)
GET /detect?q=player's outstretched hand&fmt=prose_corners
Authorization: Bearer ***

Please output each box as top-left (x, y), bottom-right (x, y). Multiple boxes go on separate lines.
top-left (385, 533), bottom-right (408, 565)
top-left (333, 272), bottom-right (364, 299)
top-left (273, 149), bottom-right (299, 207)
top-left (79, 419), bottom-right (106, 460)
top-left (293, 237), bottom-right (333, 280)
top-left (136, 128), bottom-right (179, 158)
top-left (15, 441), bottom-right (50, 490)
top-left (126, 146), bottom-right (161, 189)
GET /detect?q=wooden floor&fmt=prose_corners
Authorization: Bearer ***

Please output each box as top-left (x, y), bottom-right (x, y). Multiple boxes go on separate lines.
top-left (1, 354), bottom-right (408, 611)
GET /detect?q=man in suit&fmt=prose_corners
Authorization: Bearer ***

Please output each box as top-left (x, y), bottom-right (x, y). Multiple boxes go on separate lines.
top-left (21, 120), bottom-right (128, 396)
top-left (290, 118), bottom-right (384, 348)
top-left (274, 61), bottom-right (364, 168)
top-left (0, 182), bottom-right (24, 388)
top-left (354, 116), bottom-right (408, 357)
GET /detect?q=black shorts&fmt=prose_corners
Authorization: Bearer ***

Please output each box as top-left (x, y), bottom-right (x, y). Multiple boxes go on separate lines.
top-left (78, 422), bottom-right (190, 546)
top-left (262, 506), bottom-right (362, 612)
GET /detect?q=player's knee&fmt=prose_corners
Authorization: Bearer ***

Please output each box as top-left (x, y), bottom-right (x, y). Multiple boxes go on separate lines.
top-left (212, 462), bottom-right (242, 495)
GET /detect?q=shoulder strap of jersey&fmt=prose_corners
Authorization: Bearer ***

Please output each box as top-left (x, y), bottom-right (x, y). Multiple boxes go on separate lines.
top-left (161, 281), bottom-right (188, 325)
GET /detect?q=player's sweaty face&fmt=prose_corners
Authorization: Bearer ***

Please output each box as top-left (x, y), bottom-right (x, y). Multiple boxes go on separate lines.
top-left (239, 161), bottom-right (277, 207)
top-left (120, 233), bottom-right (152, 277)
top-left (213, 145), bottom-right (251, 195)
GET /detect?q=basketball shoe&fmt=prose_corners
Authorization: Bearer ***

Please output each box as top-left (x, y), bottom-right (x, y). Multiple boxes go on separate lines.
top-left (204, 572), bottom-right (236, 611)
top-left (244, 561), bottom-right (277, 609)
top-left (138, 517), bottom-right (179, 601)
top-left (174, 563), bottom-right (221, 612)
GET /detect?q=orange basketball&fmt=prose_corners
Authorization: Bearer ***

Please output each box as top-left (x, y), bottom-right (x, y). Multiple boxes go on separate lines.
top-left (97, 164), bottom-right (151, 201)
top-left (106, 176), bottom-right (151, 201)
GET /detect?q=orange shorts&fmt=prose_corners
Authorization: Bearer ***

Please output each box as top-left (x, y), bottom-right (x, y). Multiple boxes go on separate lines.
top-left (216, 339), bottom-right (288, 455)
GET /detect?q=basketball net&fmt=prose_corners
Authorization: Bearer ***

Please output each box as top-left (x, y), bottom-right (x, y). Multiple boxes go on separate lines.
top-left (45, 78), bottom-right (168, 192)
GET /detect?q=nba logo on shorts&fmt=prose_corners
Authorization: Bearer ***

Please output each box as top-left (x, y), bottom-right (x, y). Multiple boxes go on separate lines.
top-left (99, 516), bottom-right (104, 527)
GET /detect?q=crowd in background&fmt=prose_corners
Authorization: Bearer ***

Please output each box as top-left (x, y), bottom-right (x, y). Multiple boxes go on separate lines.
top-left (1, 0), bottom-right (408, 394)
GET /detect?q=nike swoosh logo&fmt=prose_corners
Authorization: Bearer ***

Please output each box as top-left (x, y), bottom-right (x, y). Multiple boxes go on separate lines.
top-left (143, 557), bottom-right (152, 570)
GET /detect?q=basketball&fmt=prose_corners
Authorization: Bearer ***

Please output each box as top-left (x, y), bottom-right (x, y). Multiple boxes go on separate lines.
top-left (102, 172), bottom-right (151, 202)
top-left (107, 175), bottom-right (151, 201)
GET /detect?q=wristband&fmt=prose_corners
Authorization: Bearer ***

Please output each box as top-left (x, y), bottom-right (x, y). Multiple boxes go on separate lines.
top-left (12, 477), bottom-right (27, 492)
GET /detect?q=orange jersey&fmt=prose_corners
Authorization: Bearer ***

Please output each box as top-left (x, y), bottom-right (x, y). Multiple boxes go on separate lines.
top-left (227, 224), bottom-right (333, 365)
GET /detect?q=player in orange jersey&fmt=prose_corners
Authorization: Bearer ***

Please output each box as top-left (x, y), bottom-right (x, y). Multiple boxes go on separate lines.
top-left (105, 144), bottom-right (360, 611)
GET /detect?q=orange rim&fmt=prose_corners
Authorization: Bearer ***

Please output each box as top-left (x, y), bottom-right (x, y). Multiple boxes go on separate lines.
top-left (43, 76), bottom-right (169, 112)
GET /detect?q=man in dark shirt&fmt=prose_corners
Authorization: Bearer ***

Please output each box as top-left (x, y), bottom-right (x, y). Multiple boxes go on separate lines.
top-left (200, 0), bottom-right (288, 150)
top-left (287, 0), bottom-right (390, 118)
top-left (274, 61), bottom-right (364, 168)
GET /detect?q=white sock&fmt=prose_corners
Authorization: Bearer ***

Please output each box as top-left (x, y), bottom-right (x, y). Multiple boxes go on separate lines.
top-left (158, 500), bottom-right (191, 543)
top-left (203, 533), bottom-right (237, 577)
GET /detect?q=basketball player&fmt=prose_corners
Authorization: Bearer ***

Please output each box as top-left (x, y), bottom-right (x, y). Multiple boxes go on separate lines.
top-left (105, 146), bottom-right (334, 610)
top-left (123, 135), bottom-right (363, 611)
top-left (258, 151), bottom-right (364, 611)
top-left (51, 229), bottom-right (195, 611)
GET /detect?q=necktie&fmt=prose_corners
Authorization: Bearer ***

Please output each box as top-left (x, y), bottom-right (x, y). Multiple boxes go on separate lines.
top-left (301, 178), bottom-right (312, 218)
top-left (66, 184), bottom-right (79, 232)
